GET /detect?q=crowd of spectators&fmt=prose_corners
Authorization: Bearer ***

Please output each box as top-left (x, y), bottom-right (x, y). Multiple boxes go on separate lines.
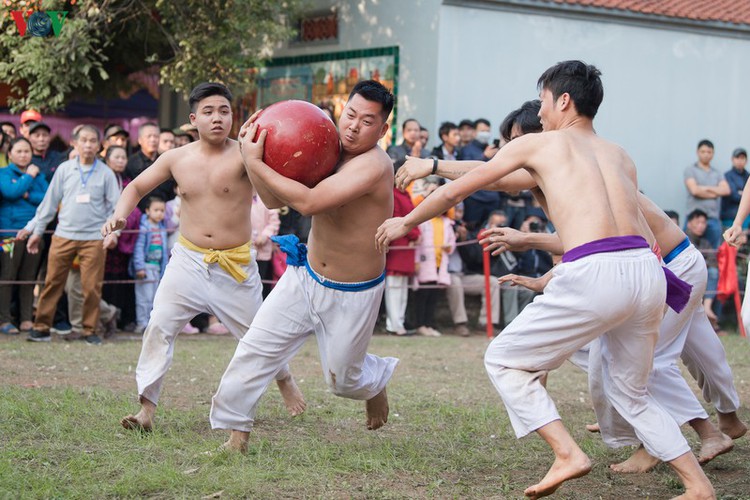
top-left (384, 119), bottom-right (749, 337)
top-left (0, 107), bottom-right (747, 342)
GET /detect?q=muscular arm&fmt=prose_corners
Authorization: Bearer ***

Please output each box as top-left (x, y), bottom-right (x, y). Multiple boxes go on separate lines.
top-left (396, 156), bottom-right (537, 193)
top-left (436, 159), bottom-right (537, 192)
top-left (405, 136), bottom-right (537, 226)
top-left (479, 226), bottom-right (564, 255)
top-left (109, 152), bottom-right (174, 223)
top-left (246, 165), bottom-right (285, 209)
top-left (241, 122), bottom-right (386, 216)
top-left (247, 153), bottom-right (385, 216)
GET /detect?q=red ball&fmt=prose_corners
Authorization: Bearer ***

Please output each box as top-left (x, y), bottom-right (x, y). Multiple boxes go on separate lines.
top-left (254, 100), bottom-right (341, 188)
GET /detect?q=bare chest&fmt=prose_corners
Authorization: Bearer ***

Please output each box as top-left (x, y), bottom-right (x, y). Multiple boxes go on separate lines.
top-left (174, 162), bottom-right (252, 201)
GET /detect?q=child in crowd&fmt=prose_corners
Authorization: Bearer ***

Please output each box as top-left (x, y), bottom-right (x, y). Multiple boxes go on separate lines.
top-left (251, 194), bottom-right (280, 298)
top-left (384, 178), bottom-right (421, 335)
top-left (132, 197), bottom-right (169, 333)
top-left (413, 176), bottom-right (455, 337)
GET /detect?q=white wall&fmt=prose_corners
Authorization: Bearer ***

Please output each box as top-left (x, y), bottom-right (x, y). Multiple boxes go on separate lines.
top-left (272, 0), bottom-right (443, 142)
top-left (436, 4), bottom-right (750, 216)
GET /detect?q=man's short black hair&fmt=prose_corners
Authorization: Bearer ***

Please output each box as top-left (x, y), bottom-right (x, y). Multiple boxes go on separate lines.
top-left (499, 100), bottom-right (542, 142)
top-left (402, 118), bottom-right (420, 131)
top-left (348, 80), bottom-right (394, 122)
top-left (420, 126), bottom-right (428, 132)
top-left (687, 209), bottom-right (708, 222)
top-left (458, 119), bottom-right (475, 129)
top-left (438, 121), bottom-right (458, 141)
top-left (664, 210), bottom-right (679, 224)
top-left (474, 118), bottom-right (490, 128)
top-left (160, 128), bottom-right (175, 135)
top-left (189, 82), bottom-right (233, 113)
top-left (537, 60), bottom-right (604, 119)
top-left (697, 139), bottom-right (714, 150)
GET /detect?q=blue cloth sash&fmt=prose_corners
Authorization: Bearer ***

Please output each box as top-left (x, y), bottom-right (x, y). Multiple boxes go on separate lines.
top-left (663, 237), bottom-right (690, 265)
top-left (271, 234), bottom-right (385, 292)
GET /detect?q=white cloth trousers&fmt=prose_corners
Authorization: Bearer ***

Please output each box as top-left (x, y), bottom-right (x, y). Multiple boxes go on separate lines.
top-left (680, 320), bottom-right (740, 413)
top-left (384, 275), bottom-right (409, 332)
top-left (135, 242), bottom-right (285, 405)
top-left (484, 248), bottom-right (690, 462)
top-left (590, 246), bottom-right (712, 448)
top-left (587, 244), bottom-right (740, 446)
top-left (210, 264), bottom-right (399, 432)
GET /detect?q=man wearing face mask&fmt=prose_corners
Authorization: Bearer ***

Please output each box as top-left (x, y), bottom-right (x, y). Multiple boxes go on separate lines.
top-left (459, 119), bottom-right (502, 230)
top-left (461, 119), bottom-right (499, 162)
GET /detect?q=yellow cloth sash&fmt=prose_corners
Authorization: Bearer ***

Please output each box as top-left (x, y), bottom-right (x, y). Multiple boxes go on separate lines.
top-left (178, 234), bottom-right (251, 283)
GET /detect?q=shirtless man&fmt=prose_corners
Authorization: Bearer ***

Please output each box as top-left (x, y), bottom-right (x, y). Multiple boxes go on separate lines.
top-left (400, 101), bottom-right (747, 452)
top-left (492, 196), bottom-right (739, 471)
top-left (209, 80), bottom-right (399, 453)
top-left (376, 61), bottom-right (714, 499)
top-left (102, 82), bottom-right (305, 432)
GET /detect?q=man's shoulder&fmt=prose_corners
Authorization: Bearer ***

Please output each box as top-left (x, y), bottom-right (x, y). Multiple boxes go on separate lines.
top-left (348, 145), bottom-right (391, 167)
top-left (684, 163), bottom-right (699, 173)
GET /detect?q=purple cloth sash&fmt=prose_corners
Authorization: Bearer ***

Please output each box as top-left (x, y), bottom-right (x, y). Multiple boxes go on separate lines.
top-left (562, 235), bottom-right (692, 313)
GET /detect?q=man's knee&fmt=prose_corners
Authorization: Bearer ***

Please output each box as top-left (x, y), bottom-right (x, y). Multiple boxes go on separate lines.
top-left (484, 341), bottom-right (510, 375)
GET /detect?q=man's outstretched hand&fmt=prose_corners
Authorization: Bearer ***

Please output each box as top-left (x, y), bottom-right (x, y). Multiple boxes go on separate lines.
top-left (375, 217), bottom-right (411, 253)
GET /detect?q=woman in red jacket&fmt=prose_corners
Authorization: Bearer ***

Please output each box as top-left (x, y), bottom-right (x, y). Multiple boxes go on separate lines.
top-left (384, 185), bottom-right (420, 335)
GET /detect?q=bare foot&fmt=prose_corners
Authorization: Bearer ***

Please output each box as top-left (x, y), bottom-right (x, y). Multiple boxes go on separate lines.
top-left (610, 445), bottom-right (660, 473)
top-left (276, 375), bottom-right (307, 416)
top-left (585, 423), bottom-right (600, 433)
top-left (220, 430), bottom-right (249, 454)
top-left (667, 451), bottom-right (715, 500)
top-left (366, 387), bottom-right (389, 430)
top-left (718, 412), bottom-right (748, 439)
top-left (524, 451), bottom-right (592, 499)
top-left (120, 398), bottom-right (156, 432)
top-left (697, 433), bottom-right (734, 464)
top-left (120, 410), bottom-right (153, 432)
top-left (670, 492), bottom-right (716, 500)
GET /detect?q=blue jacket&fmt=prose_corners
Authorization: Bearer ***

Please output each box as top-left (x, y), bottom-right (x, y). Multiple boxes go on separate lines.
top-left (0, 163), bottom-right (49, 237)
top-left (130, 213), bottom-right (169, 277)
top-left (721, 167), bottom-right (750, 221)
top-left (32, 150), bottom-right (65, 183)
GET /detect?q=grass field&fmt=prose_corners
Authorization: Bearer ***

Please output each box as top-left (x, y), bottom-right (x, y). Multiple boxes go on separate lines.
top-left (1, 331), bottom-right (749, 499)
